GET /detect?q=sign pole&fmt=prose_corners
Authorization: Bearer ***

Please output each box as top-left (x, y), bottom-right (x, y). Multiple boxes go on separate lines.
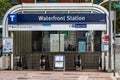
top-left (109, 11), bottom-right (116, 76)
top-left (113, 11), bottom-right (116, 76)
top-left (10, 32), bottom-right (14, 70)
top-left (108, 0), bottom-right (112, 72)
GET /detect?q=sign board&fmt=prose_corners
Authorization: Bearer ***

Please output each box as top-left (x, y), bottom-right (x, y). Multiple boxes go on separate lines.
top-left (103, 35), bottom-right (109, 43)
top-left (54, 55), bottom-right (65, 70)
top-left (3, 37), bottom-right (13, 53)
top-left (110, 11), bottom-right (116, 21)
top-left (8, 14), bottom-right (106, 24)
top-left (114, 4), bottom-right (120, 8)
top-left (102, 43), bottom-right (109, 51)
top-left (8, 24), bottom-right (106, 31)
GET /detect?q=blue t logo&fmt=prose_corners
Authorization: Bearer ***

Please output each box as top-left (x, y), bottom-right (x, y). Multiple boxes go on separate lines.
top-left (8, 14), bottom-right (17, 23)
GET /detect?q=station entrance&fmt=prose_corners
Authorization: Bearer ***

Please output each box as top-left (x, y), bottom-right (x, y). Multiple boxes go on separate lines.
top-left (13, 31), bottom-right (102, 70)
top-left (2, 3), bottom-right (110, 71)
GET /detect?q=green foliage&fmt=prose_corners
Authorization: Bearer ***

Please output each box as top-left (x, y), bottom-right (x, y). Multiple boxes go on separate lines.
top-left (0, 0), bottom-right (11, 19)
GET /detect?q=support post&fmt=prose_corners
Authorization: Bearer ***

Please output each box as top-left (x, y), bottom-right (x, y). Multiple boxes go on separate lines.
top-left (113, 11), bottom-right (116, 76)
top-left (108, 0), bottom-right (112, 72)
top-left (10, 32), bottom-right (13, 70)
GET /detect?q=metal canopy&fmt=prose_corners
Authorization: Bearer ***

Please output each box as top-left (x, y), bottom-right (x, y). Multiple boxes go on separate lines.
top-left (3, 3), bottom-right (109, 37)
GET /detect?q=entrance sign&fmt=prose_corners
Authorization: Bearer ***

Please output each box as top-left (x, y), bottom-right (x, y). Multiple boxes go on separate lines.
top-left (8, 14), bottom-right (107, 31)
top-left (3, 37), bottom-right (13, 53)
top-left (54, 55), bottom-right (65, 70)
top-left (8, 14), bottom-right (106, 24)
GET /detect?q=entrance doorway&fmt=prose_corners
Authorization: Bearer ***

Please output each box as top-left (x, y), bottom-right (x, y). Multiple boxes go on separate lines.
top-left (13, 31), bottom-right (102, 70)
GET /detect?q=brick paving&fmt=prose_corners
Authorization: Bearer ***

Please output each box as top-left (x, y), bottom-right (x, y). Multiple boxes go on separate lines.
top-left (0, 71), bottom-right (118, 80)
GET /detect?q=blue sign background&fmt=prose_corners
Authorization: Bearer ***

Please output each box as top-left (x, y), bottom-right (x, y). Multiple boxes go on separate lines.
top-left (8, 14), bottom-right (17, 23)
top-left (72, 24), bottom-right (87, 28)
top-left (8, 14), bottom-right (106, 24)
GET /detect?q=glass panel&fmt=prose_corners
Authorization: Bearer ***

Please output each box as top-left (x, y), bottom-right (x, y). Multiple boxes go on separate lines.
top-left (43, 31), bottom-right (50, 52)
top-left (48, 0), bottom-right (58, 2)
top-left (77, 31), bottom-right (87, 52)
top-left (31, 31), bottom-right (100, 52)
top-left (43, 31), bottom-right (59, 52)
top-left (9, 0), bottom-right (18, 2)
top-left (36, 0), bottom-right (44, 2)
top-left (94, 31), bottom-right (101, 51)
top-left (78, 41), bottom-right (86, 52)
top-left (64, 31), bottom-right (77, 51)
top-left (32, 31), bottom-right (42, 51)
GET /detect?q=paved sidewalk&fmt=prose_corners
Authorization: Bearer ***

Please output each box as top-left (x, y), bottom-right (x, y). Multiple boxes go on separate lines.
top-left (0, 71), bottom-right (119, 80)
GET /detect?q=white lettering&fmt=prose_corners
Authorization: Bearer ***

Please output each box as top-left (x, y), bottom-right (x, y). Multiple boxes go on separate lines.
top-left (38, 16), bottom-right (43, 20)
top-left (67, 16), bottom-right (85, 21)
top-left (10, 15), bottom-right (15, 21)
top-left (38, 16), bottom-right (65, 21)
top-left (38, 15), bottom-right (85, 22)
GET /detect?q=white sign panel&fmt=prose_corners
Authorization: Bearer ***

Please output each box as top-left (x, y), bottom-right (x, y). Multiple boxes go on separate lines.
top-left (50, 34), bottom-right (59, 52)
top-left (3, 38), bottom-right (13, 53)
top-left (50, 34), bottom-right (64, 52)
top-left (54, 55), bottom-right (65, 70)
top-left (55, 62), bottom-right (64, 68)
top-left (102, 43), bottom-right (109, 51)
top-left (8, 24), bottom-right (106, 31)
top-left (55, 56), bottom-right (64, 61)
